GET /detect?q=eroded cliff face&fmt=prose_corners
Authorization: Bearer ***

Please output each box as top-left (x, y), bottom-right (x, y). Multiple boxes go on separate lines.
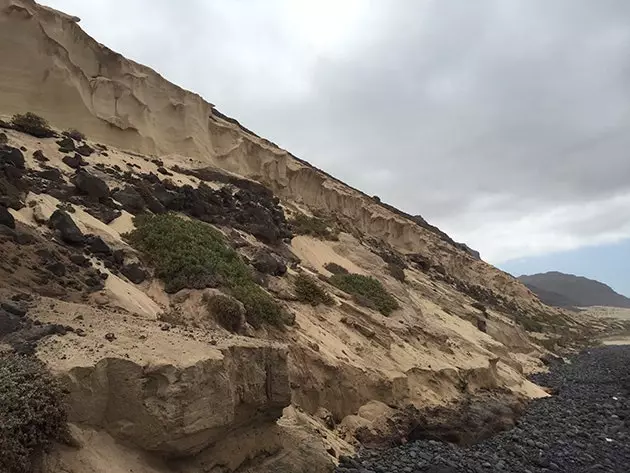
top-left (0, 2), bottom-right (593, 473)
top-left (0, 0), bottom-right (546, 314)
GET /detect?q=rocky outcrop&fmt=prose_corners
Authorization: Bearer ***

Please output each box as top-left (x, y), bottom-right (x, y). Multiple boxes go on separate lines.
top-left (59, 343), bottom-right (290, 456)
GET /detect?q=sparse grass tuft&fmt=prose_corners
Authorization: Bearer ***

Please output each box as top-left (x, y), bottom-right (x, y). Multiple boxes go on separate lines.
top-left (294, 273), bottom-right (334, 306)
top-left (127, 213), bottom-right (284, 327)
top-left (10, 112), bottom-right (56, 138)
top-left (290, 214), bottom-right (339, 240)
top-left (0, 354), bottom-right (67, 473)
top-left (329, 273), bottom-right (399, 316)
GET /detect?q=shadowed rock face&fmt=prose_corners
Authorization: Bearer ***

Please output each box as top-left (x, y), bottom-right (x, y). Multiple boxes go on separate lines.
top-left (60, 344), bottom-right (290, 456)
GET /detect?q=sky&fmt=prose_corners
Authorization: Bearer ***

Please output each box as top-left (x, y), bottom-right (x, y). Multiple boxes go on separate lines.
top-left (41, 0), bottom-right (630, 295)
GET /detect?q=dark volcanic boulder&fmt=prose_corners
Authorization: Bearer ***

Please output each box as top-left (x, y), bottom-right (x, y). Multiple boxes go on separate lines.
top-left (32, 149), bottom-right (49, 162)
top-left (0, 146), bottom-right (25, 169)
top-left (71, 170), bottom-right (110, 201)
top-left (49, 210), bottom-right (84, 245)
top-left (86, 235), bottom-right (112, 255)
top-left (112, 186), bottom-right (146, 214)
top-left (0, 205), bottom-right (15, 229)
top-left (62, 154), bottom-right (88, 169)
top-left (76, 144), bottom-right (94, 157)
top-left (121, 263), bottom-right (147, 284)
top-left (56, 136), bottom-right (75, 152)
top-left (251, 249), bottom-right (287, 276)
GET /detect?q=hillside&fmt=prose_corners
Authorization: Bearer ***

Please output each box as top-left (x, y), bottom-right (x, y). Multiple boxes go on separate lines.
top-left (519, 272), bottom-right (630, 309)
top-left (0, 1), bottom-right (623, 473)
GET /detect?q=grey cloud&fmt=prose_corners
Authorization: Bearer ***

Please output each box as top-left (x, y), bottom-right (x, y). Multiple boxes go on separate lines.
top-left (42, 0), bottom-right (630, 260)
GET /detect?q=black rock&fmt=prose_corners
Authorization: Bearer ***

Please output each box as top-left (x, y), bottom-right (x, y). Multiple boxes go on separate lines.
top-left (76, 144), bottom-right (94, 157)
top-left (0, 205), bottom-right (15, 229)
top-left (252, 250), bottom-right (287, 276)
top-left (62, 153), bottom-right (88, 169)
top-left (1, 302), bottom-right (27, 317)
top-left (56, 136), bottom-right (75, 152)
top-left (36, 167), bottom-right (63, 181)
top-left (46, 261), bottom-right (66, 277)
top-left (121, 263), bottom-right (147, 284)
top-left (86, 235), bottom-right (111, 255)
top-left (0, 132), bottom-right (6, 145)
top-left (71, 170), bottom-right (110, 201)
top-left (69, 253), bottom-right (90, 267)
top-left (0, 145), bottom-right (25, 169)
top-left (32, 149), bottom-right (49, 162)
top-left (49, 209), bottom-right (84, 245)
top-left (112, 186), bottom-right (146, 214)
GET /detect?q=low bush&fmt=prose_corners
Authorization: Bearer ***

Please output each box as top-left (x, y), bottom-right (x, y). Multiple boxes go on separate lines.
top-left (205, 293), bottom-right (243, 332)
top-left (231, 284), bottom-right (285, 328)
top-left (329, 273), bottom-right (399, 316)
top-left (10, 112), bottom-right (56, 138)
top-left (0, 354), bottom-right (67, 473)
top-left (294, 273), bottom-right (334, 306)
top-left (127, 213), bottom-right (284, 327)
top-left (324, 262), bottom-right (348, 275)
top-left (289, 213), bottom-right (339, 240)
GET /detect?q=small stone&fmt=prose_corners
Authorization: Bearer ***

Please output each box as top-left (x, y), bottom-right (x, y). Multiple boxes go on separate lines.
top-left (104, 332), bottom-right (116, 341)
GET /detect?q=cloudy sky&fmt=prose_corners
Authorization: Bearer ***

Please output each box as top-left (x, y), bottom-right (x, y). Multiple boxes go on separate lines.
top-left (42, 0), bottom-right (630, 294)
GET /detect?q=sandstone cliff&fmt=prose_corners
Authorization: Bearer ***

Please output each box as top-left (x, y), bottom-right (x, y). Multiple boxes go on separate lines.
top-left (0, 1), bottom-right (607, 473)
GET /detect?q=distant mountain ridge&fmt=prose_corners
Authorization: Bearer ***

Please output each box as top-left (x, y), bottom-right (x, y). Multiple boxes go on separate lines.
top-left (519, 271), bottom-right (630, 309)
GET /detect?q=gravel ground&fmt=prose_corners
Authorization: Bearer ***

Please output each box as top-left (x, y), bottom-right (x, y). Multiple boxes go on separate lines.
top-left (336, 346), bottom-right (630, 473)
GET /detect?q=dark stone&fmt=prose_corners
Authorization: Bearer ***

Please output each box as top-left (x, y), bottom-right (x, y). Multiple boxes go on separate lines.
top-left (121, 263), bottom-right (147, 284)
top-left (49, 210), bottom-right (84, 245)
top-left (0, 205), bottom-right (15, 229)
top-left (56, 137), bottom-right (75, 151)
top-left (32, 149), bottom-right (49, 162)
top-left (36, 167), bottom-right (63, 181)
top-left (112, 249), bottom-right (125, 265)
top-left (105, 332), bottom-right (116, 342)
top-left (156, 166), bottom-right (172, 176)
top-left (62, 153), bottom-right (88, 169)
top-left (76, 144), bottom-right (94, 157)
top-left (1, 302), bottom-right (27, 317)
top-left (0, 146), bottom-right (25, 169)
top-left (46, 261), bottom-right (67, 277)
top-left (112, 186), bottom-right (146, 214)
top-left (71, 170), bottom-right (110, 201)
top-left (15, 231), bottom-right (36, 245)
top-left (0, 132), bottom-right (6, 145)
top-left (69, 253), bottom-right (90, 267)
top-left (476, 317), bottom-right (487, 333)
top-left (252, 250), bottom-right (287, 276)
top-left (86, 235), bottom-right (111, 255)
top-left (84, 205), bottom-right (121, 224)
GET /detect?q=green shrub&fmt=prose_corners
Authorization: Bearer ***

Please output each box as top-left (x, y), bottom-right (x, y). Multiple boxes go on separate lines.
top-left (0, 354), bottom-right (67, 473)
top-left (290, 214), bottom-right (338, 240)
top-left (294, 274), bottom-right (334, 306)
top-left (10, 112), bottom-right (55, 138)
top-left (63, 129), bottom-right (86, 142)
top-left (324, 262), bottom-right (348, 275)
top-left (127, 213), bottom-right (284, 327)
top-left (231, 284), bottom-right (285, 328)
top-left (205, 293), bottom-right (243, 332)
top-left (329, 273), bottom-right (399, 316)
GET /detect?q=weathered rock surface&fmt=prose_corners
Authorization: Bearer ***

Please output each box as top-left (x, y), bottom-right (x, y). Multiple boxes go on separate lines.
top-left (60, 343), bottom-right (290, 456)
